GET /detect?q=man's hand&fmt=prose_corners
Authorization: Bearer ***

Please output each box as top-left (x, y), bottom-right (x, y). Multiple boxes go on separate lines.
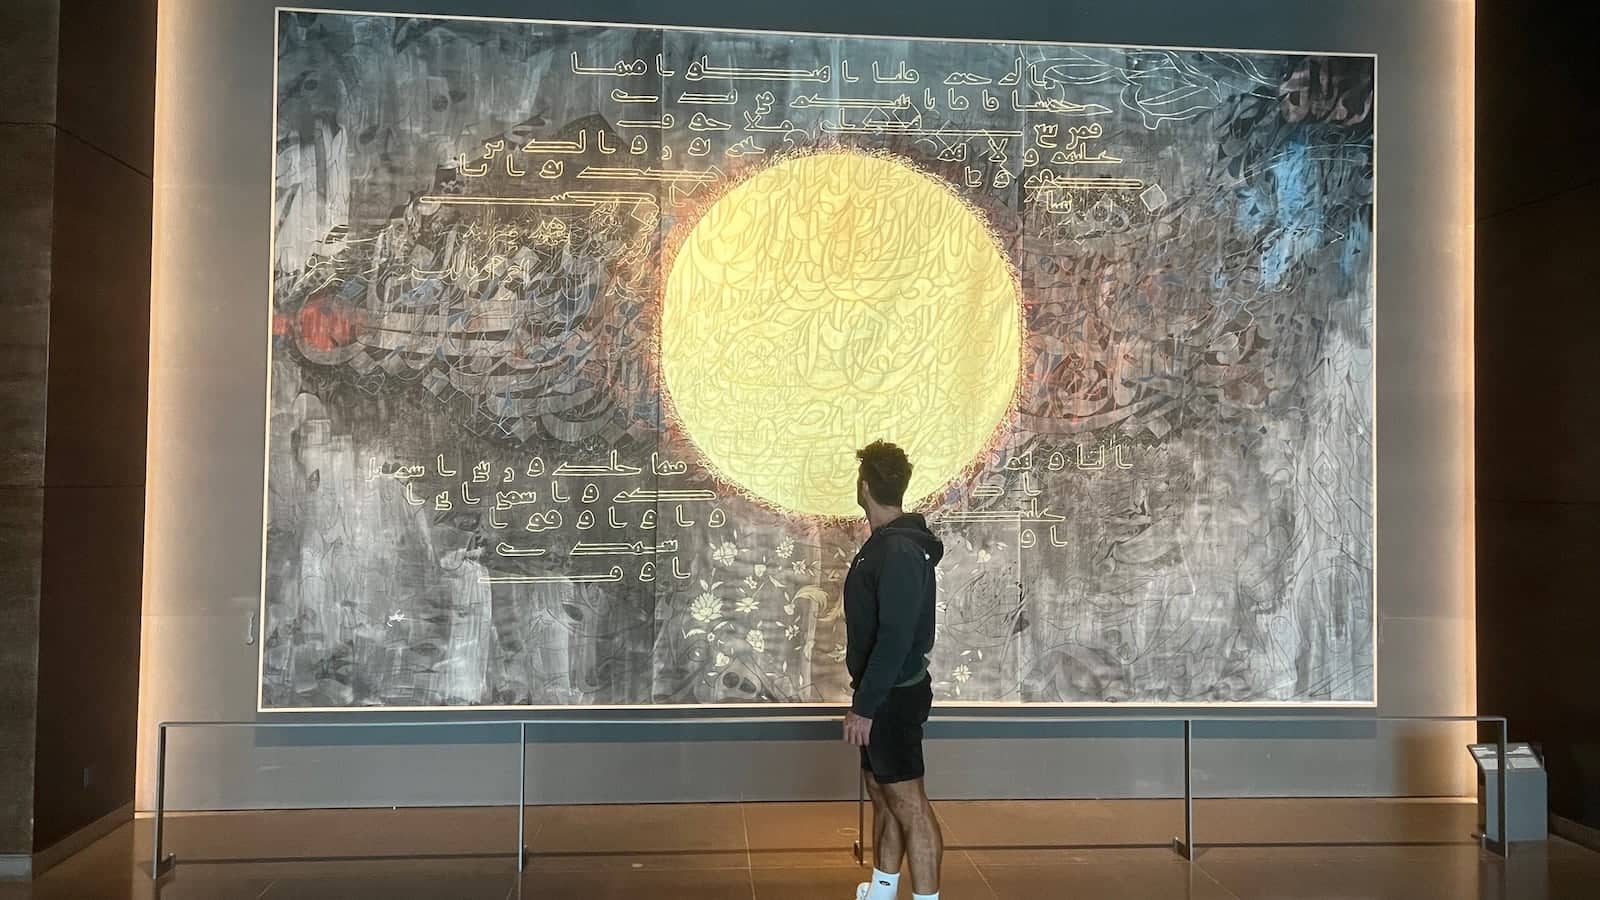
top-left (843, 710), bottom-right (873, 747)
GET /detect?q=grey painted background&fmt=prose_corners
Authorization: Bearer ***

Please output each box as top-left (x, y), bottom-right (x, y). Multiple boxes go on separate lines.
top-left (262, 12), bottom-right (1376, 711)
top-left (141, 0), bottom-right (1474, 811)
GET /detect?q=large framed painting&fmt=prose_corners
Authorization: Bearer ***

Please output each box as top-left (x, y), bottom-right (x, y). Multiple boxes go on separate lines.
top-left (261, 8), bottom-right (1376, 710)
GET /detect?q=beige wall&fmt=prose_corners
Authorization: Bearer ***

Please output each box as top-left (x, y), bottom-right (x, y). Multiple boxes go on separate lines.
top-left (140, 0), bottom-right (1475, 812)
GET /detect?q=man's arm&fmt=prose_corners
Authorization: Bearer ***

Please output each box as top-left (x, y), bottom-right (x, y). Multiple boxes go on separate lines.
top-left (850, 537), bottom-right (926, 717)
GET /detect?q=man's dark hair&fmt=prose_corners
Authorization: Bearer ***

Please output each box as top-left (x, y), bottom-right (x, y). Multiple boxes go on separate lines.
top-left (856, 440), bottom-right (913, 507)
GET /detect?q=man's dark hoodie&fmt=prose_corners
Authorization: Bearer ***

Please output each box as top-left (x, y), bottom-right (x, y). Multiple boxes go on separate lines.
top-left (844, 513), bottom-right (945, 717)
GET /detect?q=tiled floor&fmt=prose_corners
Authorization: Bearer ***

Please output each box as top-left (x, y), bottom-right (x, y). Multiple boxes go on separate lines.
top-left (3, 799), bottom-right (1597, 899)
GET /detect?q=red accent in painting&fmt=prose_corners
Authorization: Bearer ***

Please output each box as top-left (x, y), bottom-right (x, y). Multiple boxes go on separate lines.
top-left (296, 295), bottom-right (365, 350)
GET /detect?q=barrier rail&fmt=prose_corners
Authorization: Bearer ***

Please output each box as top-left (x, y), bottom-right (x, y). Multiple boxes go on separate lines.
top-left (148, 713), bottom-right (1508, 880)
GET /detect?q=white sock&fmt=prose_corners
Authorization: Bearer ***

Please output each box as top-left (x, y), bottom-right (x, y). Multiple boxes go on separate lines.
top-left (865, 868), bottom-right (900, 899)
top-left (912, 894), bottom-right (939, 900)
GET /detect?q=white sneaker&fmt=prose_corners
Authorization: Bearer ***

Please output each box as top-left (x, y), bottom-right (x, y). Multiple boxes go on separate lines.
top-left (855, 883), bottom-right (872, 900)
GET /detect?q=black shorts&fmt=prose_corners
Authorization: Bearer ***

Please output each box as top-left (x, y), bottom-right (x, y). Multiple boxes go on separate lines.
top-left (860, 677), bottom-right (933, 784)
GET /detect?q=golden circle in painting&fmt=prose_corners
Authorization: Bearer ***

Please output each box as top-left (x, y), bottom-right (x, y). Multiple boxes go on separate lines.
top-left (661, 150), bottom-right (1022, 518)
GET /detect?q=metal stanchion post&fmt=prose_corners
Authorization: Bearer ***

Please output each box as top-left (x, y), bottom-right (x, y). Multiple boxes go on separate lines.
top-left (150, 724), bottom-right (175, 879)
top-left (1495, 722), bottom-right (1509, 858)
top-left (1172, 719), bottom-right (1194, 861)
top-left (518, 722), bottom-right (529, 872)
top-left (854, 768), bottom-right (866, 865)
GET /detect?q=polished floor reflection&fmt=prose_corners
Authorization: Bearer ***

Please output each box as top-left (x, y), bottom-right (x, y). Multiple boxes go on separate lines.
top-left (4, 799), bottom-right (1597, 899)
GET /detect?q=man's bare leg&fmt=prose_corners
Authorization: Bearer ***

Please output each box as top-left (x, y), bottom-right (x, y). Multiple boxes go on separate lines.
top-left (863, 771), bottom-right (904, 875)
top-left (881, 778), bottom-right (942, 896)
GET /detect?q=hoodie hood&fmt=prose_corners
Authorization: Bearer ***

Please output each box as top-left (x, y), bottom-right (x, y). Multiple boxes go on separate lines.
top-left (875, 513), bottom-right (945, 565)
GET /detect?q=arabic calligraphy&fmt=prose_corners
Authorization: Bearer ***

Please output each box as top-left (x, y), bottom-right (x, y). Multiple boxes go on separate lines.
top-left (268, 15), bottom-right (1376, 710)
top-left (480, 566), bottom-right (625, 585)
top-left (686, 55), bottom-right (831, 83)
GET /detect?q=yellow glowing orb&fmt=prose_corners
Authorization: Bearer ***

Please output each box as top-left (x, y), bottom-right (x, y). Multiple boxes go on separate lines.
top-left (661, 150), bottom-right (1022, 518)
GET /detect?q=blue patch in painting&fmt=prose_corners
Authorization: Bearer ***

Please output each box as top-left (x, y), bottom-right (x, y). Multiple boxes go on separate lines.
top-left (1256, 138), bottom-right (1326, 290)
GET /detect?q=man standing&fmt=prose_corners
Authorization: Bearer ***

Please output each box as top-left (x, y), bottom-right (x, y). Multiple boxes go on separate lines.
top-left (843, 441), bottom-right (945, 900)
